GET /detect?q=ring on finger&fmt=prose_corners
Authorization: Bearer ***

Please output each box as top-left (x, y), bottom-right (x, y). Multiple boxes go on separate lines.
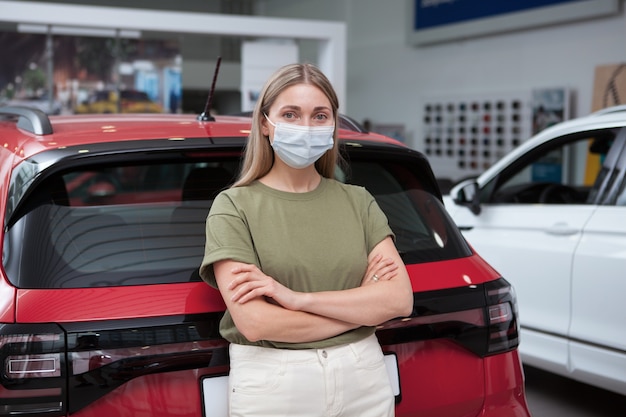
top-left (372, 274), bottom-right (379, 282)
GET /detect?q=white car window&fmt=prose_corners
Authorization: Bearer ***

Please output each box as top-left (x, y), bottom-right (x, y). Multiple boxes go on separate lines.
top-left (485, 130), bottom-right (621, 205)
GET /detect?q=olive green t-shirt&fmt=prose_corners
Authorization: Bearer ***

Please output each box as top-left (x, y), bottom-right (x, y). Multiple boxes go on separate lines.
top-left (199, 177), bottom-right (393, 349)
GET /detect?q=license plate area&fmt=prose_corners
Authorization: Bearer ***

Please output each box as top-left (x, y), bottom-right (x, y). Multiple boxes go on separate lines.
top-left (201, 374), bottom-right (228, 417)
top-left (385, 352), bottom-right (402, 401)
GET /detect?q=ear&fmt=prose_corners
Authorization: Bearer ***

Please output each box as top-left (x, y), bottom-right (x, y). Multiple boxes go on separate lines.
top-left (261, 117), bottom-right (270, 137)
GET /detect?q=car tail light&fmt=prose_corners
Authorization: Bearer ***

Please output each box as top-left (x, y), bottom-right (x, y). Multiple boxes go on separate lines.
top-left (485, 278), bottom-right (520, 355)
top-left (376, 278), bottom-right (520, 358)
top-left (2, 314), bottom-right (228, 415)
top-left (0, 324), bottom-right (67, 417)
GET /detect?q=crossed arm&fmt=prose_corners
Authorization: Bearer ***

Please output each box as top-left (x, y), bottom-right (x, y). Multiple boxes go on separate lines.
top-left (213, 236), bottom-right (414, 343)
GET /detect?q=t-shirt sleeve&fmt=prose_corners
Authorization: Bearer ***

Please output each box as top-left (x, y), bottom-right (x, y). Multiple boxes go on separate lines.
top-left (363, 190), bottom-right (395, 254)
top-left (199, 192), bottom-right (259, 288)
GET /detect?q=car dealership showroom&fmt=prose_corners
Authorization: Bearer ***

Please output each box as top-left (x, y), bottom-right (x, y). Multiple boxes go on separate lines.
top-left (1, 1), bottom-right (625, 416)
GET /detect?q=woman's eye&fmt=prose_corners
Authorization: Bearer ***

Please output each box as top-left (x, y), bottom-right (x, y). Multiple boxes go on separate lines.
top-left (314, 114), bottom-right (328, 121)
top-left (283, 112), bottom-right (297, 120)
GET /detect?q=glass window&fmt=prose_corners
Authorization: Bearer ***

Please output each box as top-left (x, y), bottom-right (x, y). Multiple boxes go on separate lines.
top-left (484, 130), bottom-right (619, 205)
top-left (5, 153), bottom-right (470, 289)
top-left (344, 158), bottom-right (471, 264)
top-left (4, 160), bottom-right (238, 289)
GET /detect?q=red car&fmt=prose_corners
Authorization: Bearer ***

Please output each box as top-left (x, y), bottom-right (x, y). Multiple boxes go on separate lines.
top-left (0, 106), bottom-right (531, 417)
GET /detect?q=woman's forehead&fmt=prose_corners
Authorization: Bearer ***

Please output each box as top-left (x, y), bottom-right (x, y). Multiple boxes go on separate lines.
top-left (271, 84), bottom-right (331, 111)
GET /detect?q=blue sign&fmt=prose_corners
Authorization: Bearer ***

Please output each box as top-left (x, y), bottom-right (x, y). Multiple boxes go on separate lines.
top-left (414, 0), bottom-right (585, 30)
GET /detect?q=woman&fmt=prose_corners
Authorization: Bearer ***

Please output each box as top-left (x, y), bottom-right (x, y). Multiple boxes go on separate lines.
top-left (199, 63), bottom-right (413, 417)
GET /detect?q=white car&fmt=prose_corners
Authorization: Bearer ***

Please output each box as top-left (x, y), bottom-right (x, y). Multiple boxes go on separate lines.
top-left (444, 105), bottom-right (626, 396)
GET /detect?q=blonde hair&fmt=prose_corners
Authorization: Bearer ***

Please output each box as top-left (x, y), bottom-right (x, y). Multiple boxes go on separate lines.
top-left (233, 63), bottom-right (340, 187)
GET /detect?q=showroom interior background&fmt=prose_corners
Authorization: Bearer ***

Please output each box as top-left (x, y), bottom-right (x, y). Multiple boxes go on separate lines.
top-left (1, 0), bottom-right (625, 182)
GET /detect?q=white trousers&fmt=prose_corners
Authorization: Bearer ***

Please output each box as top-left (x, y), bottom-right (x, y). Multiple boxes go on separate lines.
top-left (228, 334), bottom-right (395, 417)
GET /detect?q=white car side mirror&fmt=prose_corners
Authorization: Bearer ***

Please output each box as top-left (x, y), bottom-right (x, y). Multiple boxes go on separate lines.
top-left (450, 179), bottom-right (481, 215)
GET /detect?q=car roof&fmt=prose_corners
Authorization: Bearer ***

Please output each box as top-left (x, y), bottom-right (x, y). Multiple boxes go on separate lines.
top-left (0, 109), bottom-right (405, 164)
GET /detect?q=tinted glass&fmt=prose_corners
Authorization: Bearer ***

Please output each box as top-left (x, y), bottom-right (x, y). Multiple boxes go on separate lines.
top-left (4, 160), bottom-right (238, 289)
top-left (343, 158), bottom-right (471, 264)
top-left (483, 130), bottom-right (620, 205)
top-left (5, 153), bottom-right (470, 289)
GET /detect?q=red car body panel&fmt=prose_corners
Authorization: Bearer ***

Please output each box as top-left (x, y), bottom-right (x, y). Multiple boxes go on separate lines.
top-left (14, 253), bottom-right (498, 323)
top-left (0, 278), bottom-right (15, 322)
top-left (406, 254), bottom-right (502, 292)
top-left (15, 283), bottom-right (226, 323)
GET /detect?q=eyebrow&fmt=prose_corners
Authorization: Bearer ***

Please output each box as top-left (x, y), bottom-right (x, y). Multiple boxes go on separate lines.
top-left (279, 105), bottom-right (332, 113)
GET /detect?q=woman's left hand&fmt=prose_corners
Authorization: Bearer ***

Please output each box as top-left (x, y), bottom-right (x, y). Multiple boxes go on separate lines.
top-left (361, 253), bottom-right (399, 286)
top-left (228, 264), bottom-right (300, 309)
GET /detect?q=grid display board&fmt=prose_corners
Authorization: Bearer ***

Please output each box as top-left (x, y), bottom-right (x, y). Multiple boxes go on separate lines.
top-left (422, 93), bottom-right (532, 181)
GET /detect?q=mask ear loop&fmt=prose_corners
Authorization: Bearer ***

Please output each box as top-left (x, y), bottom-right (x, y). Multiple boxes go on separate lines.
top-left (263, 113), bottom-right (276, 127)
top-left (262, 113), bottom-right (275, 144)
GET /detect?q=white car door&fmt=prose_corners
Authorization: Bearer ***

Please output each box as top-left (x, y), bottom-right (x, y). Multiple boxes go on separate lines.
top-left (447, 128), bottom-right (624, 377)
top-left (569, 135), bottom-right (626, 395)
top-left (450, 200), bottom-right (595, 373)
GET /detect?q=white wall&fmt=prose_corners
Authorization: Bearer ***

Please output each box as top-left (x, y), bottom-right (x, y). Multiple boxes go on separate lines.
top-left (259, 0), bottom-right (626, 179)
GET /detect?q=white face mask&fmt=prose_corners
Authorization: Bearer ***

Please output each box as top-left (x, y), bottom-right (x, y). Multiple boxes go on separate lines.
top-left (264, 114), bottom-right (335, 169)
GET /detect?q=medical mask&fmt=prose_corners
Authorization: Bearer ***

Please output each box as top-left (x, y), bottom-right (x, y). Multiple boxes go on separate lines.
top-left (264, 114), bottom-right (335, 169)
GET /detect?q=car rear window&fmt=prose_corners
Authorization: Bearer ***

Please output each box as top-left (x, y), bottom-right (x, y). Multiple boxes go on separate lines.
top-left (343, 156), bottom-right (471, 264)
top-left (4, 154), bottom-right (470, 289)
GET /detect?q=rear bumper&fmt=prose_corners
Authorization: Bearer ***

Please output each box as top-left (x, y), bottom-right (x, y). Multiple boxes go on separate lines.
top-left (479, 350), bottom-right (531, 417)
top-left (387, 340), bottom-right (530, 417)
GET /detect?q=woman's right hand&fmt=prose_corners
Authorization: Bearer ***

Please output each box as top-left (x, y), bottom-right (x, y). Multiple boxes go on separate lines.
top-left (227, 263), bottom-right (303, 310)
top-left (361, 253), bottom-right (399, 286)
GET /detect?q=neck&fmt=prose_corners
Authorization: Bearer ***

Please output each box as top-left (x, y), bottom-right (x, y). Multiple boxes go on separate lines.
top-left (260, 164), bottom-right (322, 193)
